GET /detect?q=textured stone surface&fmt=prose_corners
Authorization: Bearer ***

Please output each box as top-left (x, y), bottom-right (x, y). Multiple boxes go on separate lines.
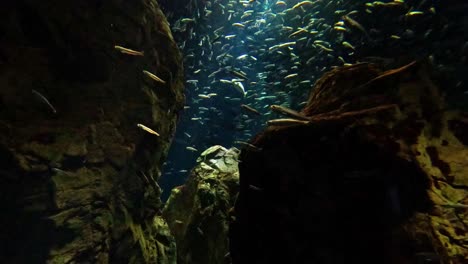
top-left (0, 0), bottom-right (183, 263)
top-left (230, 61), bottom-right (468, 264)
top-left (163, 146), bottom-right (239, 264)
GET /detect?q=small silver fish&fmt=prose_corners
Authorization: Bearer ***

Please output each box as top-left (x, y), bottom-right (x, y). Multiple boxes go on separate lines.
top-left (114, 45), bottom-right (144, 56)
top-left (186, 146), bottom-right (198, 152)
top-left (267, 118), bottom-right (310, 126)
top-left (32, 89), bottom-right (57, 114)
top-left (143, 70), bottom-right (166, 84)
top-left (137, 123), bottom-right (160, 136)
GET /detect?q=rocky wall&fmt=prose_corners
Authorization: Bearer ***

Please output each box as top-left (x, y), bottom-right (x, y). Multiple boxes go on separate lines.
top-left (0, 0), bottom-right (184, 263)
top-left (163, 146), bottom-right (239, 264)
top-left (230, 61), bottom-right (468, 263)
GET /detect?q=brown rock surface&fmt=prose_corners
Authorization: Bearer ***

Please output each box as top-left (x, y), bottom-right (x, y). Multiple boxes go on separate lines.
top-left (230, 61), bottom-right (468, 264)
top-left (0, 0), bottom-right (183, 263)
top-left (163, 145), bottom-right (239, 264)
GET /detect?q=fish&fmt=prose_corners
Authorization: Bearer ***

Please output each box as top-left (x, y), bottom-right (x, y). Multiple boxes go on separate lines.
top-left (335, 21), bottom-right (345, 26)
top-left (288, 28), bottom-right (308, 38)
top-left (284, 73), bottom-right (299, 79)
top-left (342, 15), bottom-right (370, 40)
top-left (32, 89), bottom-right (57, 114)
top-left (161, 0), bottom-right (458, 183)
top-left (292, 1), bottom-right (315, 10)
top-left (232, 80), bottom-right (247, 96)
top-left (220, 79), bottom-right (232, 84)
top-left (211, 35), bottom-right (222, 44)
top-left (241, 104), bottom-right (261, 115)
top-left (342, 41), bottom-right (355, 50)
top-left (225, 34), bottom-right (237, 40)
top-left (270, 105), bottom-right (310, 120)
top-left (213, 26), bottom-right (224, 34)
top-left (276, 1), bottom-right (287, 7)
top-left (114, 45), bottom-right (144, 56)
top-left (257, 95), bottom-right (277, 100)
top-left (236, 54), bottom-right (249, 60)
top-left (269, 41), bottom-right (296, 51)
top-left (186, 146), bottom-right (198, 152)
top-left (337, 56), bottom-right (346, 64)
top-left (406, 11), bottom-right (424, 17)
top-left (333, 26), bottom-right (347, 32)
top-left (197, 227), bottom-right (204, 236)
top-left (234, 141), bottom-right (262, 151)
top-left (267, 118), bottom-right (311, 126)
top-left (227, 69), bottom-right (248, 80)
top-left (249, 185), bottom-right (263, 191)
top-left (181, 18), bottom-right (195, 23)
top-left (51, 167), bottom-right (71, 175)
top-left (198, 94), bottom-right (211, 99)
top-left (208, 69), bottom-right (222, 78)
top-left (143, 70), bottom-right (166, 84)
top-left (232, 23), bottom-right (245, 28)
top-left (137, 123), bottom-right (160, 136)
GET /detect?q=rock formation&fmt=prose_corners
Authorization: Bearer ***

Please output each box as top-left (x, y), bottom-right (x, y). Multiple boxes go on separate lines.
top-left (230, 61), bottom-right (468, 263)
top-left (0, 0), bottom-right (184, 263)
top-left (163, 146), bottom-right (239, 264)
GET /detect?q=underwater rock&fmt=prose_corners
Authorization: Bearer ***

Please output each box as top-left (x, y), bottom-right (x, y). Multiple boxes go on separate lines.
top-left (163, 145), bottom-right (239, 264)
top-left (230, 61), bottom-right (468, 264)
top-left (0, 0), bottom-right (183, 263)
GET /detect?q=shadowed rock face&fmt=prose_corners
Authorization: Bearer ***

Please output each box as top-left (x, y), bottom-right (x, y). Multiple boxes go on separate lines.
top-left (230, 62), bottom-right (468, 264)
top-left (0, 0), bottom-right (184, 263)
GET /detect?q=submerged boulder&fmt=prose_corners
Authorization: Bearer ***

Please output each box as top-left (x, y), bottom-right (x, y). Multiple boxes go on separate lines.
top-left (0, 0), bottom-right (183, 263)
top-left (163, 146), bottom-right (239, 264)
top-left (230, 61), bottom-right (468, 263)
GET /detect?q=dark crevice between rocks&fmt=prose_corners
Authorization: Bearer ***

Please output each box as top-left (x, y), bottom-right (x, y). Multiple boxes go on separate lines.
top-left (0, 211), bottom-right (75, 264)
top-left (426, 146), bottom-right (451, 180)
top-left (448, 118), bottom-right (468, 146)
top-left (0, 166), bottom-right (73, 264)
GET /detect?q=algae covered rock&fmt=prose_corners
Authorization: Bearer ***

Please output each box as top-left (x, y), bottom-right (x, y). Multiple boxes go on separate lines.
top-left (0, 0), bottom-right (183, 263)
top-left (163, 145), bottom-right (240, 264)
top-left (230, 61), bottom-right (468, 264)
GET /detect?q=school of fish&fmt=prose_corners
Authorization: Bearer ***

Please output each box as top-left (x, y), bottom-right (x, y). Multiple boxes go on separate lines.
top-left (157, 0), bottom-right (465, 178)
